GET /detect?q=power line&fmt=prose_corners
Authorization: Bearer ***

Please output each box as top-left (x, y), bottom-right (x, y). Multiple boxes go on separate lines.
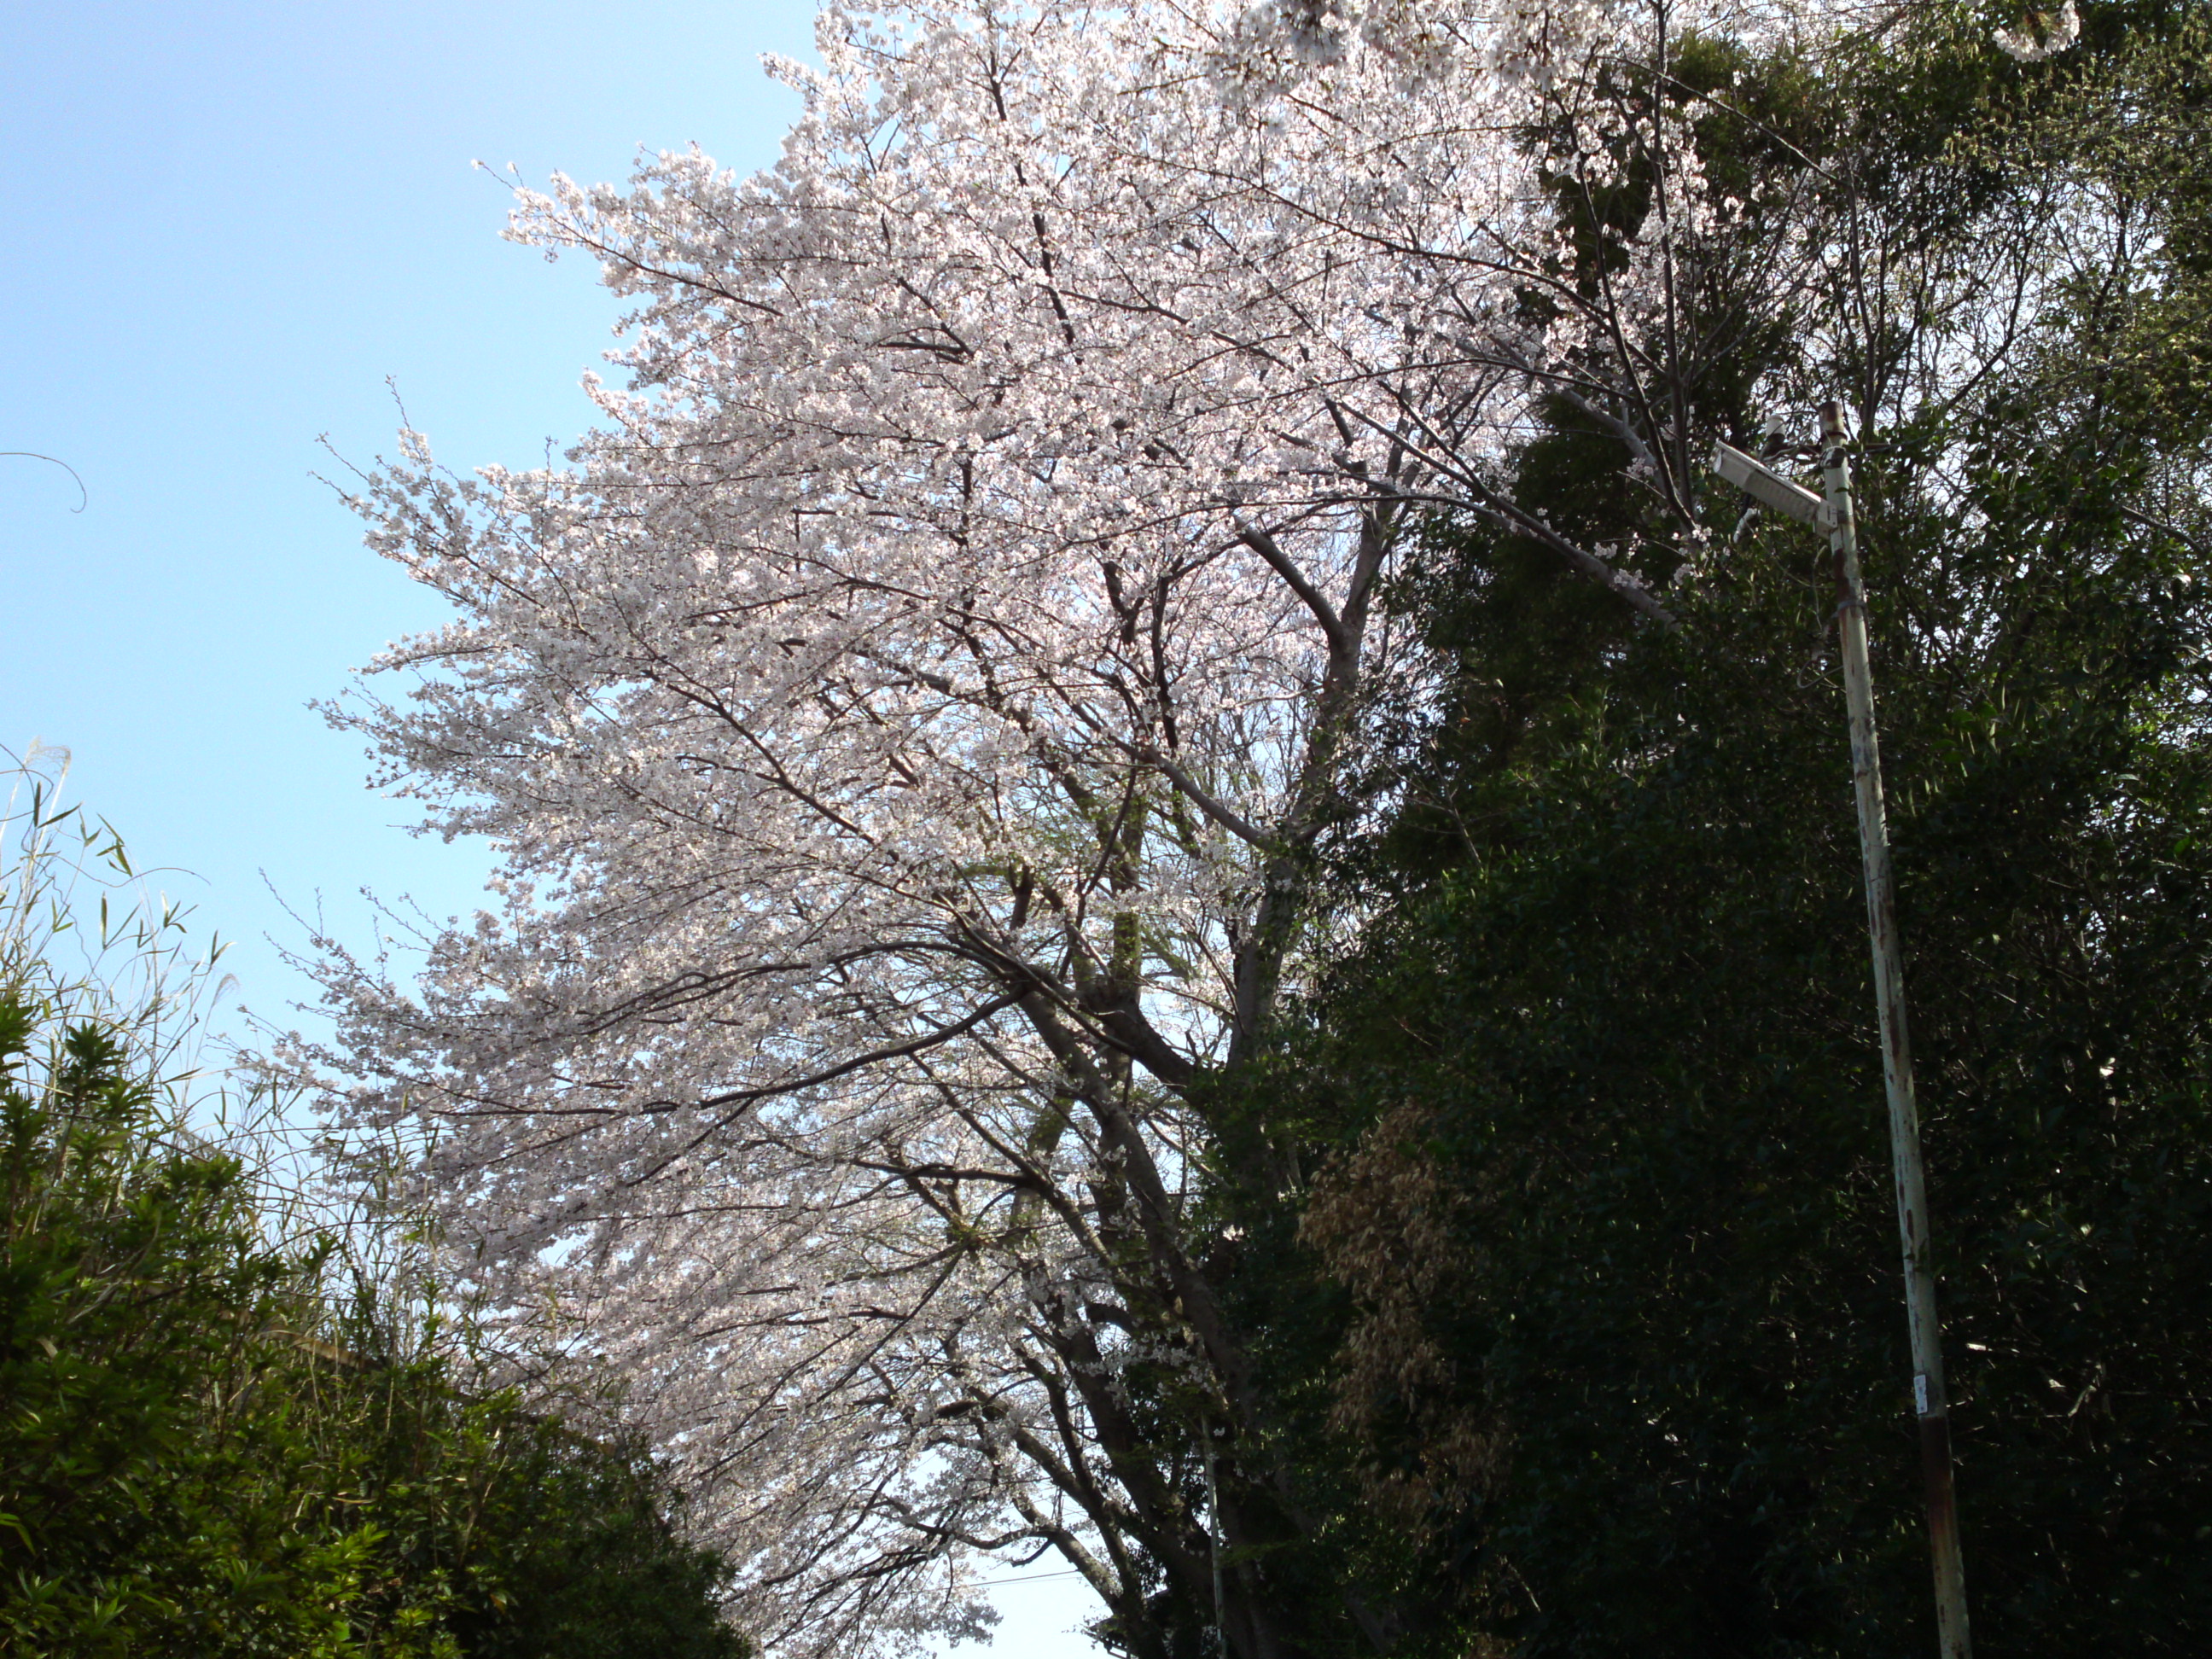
top-left (974, 1567), bottom-right (1086, 1587)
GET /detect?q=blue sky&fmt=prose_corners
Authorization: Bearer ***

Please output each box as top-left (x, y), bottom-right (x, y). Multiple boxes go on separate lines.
top-left (1, 3), bottom-right (1095, 1649)
top-left (3, 0), bottom-right (820, 1036)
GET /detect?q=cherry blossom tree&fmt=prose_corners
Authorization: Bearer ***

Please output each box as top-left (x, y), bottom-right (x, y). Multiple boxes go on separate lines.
top-left (301, 2), bottom-right (1840, 1652)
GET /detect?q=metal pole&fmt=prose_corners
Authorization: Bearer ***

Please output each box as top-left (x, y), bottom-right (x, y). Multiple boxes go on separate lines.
top-left (1201, 1417), bottom-right (1226, 1656)
top-left (1818, 400), bottom-right (1971, 1659)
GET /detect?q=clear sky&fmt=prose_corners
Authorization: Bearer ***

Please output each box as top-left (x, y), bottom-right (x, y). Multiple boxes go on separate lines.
top-left (0, 3), bottom-right (1096, 1650)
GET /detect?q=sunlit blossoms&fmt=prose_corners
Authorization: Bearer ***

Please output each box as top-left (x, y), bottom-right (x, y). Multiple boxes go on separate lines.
top-left (301, 0), bottom-right (1860, 1652)
top-left (1994, 2), bottom-right (2082, 61)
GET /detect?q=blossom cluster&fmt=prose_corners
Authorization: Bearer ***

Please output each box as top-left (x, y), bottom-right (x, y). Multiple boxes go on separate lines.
top-left (300, 0), bottom-right (1875, 1650)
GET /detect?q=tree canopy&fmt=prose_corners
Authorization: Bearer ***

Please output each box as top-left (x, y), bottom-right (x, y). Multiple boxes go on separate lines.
top-left (1254, 9), bottom-right (2212, 1654)
top-left (293, 3), bottom-right (2211, 1654)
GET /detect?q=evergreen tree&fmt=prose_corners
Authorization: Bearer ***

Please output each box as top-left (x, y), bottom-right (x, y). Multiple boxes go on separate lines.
top-left (1223, 11), bottom-right (2212, 1653)
top-left (0, 781), bottom-right (748, 1658)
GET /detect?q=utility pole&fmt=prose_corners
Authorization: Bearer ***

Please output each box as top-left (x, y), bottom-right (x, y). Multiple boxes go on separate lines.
top-left (1711, 405), bottom-right (1972, 1659)
top-left (1201, 1417), bottom-right (1227, 1657)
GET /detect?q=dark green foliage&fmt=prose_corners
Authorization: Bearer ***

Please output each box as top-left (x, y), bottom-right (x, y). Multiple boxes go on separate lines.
top-left (1208, 15), bottom-right (2212, 1655)
top-left (0, 984), bottom-right (747, 1659)
top-left (0, 1005), bottom-right (352, 1656)
top-left (436, 1411), bottom-right (749, 1659)
top-left (1303, 495), bottom-right (2212, 1652)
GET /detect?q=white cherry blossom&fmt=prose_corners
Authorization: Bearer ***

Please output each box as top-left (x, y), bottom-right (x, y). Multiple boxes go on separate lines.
top-left (300, 2), bottom-right (1845, 1652)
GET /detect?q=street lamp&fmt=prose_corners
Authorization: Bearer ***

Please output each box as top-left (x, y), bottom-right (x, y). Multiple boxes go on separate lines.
top-left (1710, 404), bottom-right (1972, 1659)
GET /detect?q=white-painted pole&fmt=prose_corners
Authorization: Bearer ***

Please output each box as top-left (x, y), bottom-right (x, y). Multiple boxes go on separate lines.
top-left (1818, 400), bottom-right (1971, 1659)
